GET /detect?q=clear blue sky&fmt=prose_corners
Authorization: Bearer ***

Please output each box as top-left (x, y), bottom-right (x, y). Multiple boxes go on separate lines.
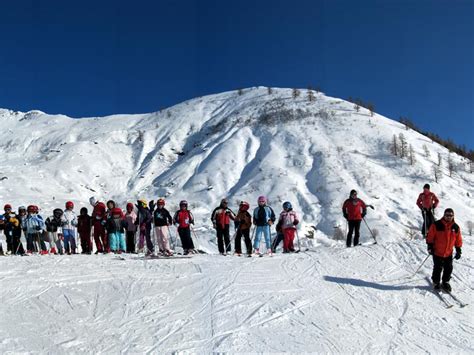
top-left (0, 0), bottom-right (472, 149)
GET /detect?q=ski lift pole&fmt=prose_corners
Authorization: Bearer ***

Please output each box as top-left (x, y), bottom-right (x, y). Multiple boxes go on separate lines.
top-left (362, 217), bottom-right (377, 244)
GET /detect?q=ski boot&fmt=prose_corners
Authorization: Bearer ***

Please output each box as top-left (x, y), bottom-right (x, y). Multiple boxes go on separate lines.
top-left (442, 282), bottom-right (452, 292)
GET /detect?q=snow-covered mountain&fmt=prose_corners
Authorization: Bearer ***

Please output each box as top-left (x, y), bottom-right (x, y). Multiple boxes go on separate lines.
top-left (0, 87), bottom-right (472, 239)
top-left (0, 87), bottom-right (473, 353)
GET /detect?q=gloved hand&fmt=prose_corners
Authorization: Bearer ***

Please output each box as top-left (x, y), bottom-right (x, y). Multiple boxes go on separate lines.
top-left (293, 220), bottom-right (299, 226)
top-left (361, 213), bottom-right (366, 219)
top-left (212, 223), bottom-right (216, 229)
top-left (35, 225), bottom-right (42, 231)
top-left (455, 247), bottom-right (462, 260)
top-left (268, 220), bottom-right (273, 226)
top-left (101, 220), bottom-right (106, 226)
top-left (427, 243), bottom-right (434, 255)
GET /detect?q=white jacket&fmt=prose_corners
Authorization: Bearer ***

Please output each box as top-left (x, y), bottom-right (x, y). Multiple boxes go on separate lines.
top-left (61, 210), bottom-right (78, 230)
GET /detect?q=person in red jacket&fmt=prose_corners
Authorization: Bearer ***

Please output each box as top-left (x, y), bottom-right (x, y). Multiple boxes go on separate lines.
top-left (90, 196), bottom-right (108, 253)
top-left (426, 208), bottom-right (462, 292)
top-left (173, 200), bottom-right (196, 255)
top-left (342, 190), bottom-right (367, 247)
top-left (211, 198), bottom-right (236, 255)
top-left (416, 183), bottom-right (439, 238)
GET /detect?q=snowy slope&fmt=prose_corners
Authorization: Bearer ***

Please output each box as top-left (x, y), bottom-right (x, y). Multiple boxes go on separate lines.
top-left (0, 87), bottom-right (473, 353)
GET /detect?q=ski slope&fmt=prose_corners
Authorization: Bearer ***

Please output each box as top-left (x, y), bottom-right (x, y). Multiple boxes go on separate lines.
top-left (0, 87), bottom-right (473, 353)
top-left (1, 238), bottom-right (472, 353)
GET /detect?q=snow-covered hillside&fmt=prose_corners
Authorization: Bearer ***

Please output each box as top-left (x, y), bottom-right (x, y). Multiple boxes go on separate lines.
top-left (0, 87), bottom-right (472, 353)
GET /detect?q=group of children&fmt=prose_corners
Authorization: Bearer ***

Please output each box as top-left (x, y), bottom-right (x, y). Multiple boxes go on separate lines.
top-left (0, 197), bottom-right (198, 256)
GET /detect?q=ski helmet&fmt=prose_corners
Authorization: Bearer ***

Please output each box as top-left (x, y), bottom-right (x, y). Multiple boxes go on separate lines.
top-left (89, 196), bottom-right (98, 206)
top-left (157, 198), bottom-right (165, 206)
top-left (18, 206), bottom-right (26, 214)
top-left (27, 205), bottom-right (36, 213)
top-left (4, 204), bottom-right (12, 211)
top-left (65, 201), bottom-right (74, 210)
top-left (283, 201), bottom-right (292, 210)
top-left (239, 201), bottom-right (249, 211)
top-left (80, 207), bottom-right (88, 215)
top-left (53, 208), bottom-right (63, 218)
top-left (179, 200), bottom-right (188, 208)
top-left (137, 199), bottom-right (147, 208)
top-left (126, 202), bottom-right (134, 211)
top-left (112, 207), bottom-right (122, 217)
top-left (258, 195), bottom-right (267, 204)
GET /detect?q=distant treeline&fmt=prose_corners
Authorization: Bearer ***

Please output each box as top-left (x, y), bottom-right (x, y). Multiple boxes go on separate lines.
top-left (398, 117), bottom-right (473, 161)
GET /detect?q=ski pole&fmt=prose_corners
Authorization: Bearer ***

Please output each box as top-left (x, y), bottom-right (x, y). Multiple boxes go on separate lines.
top-left (362, 218), bottom-right (377, 244)
top-left (224, 229), bottom-right (238, 254)
top-left (423, 209), bottom-right (427, 239)
top-left (166, 225), bottom-right (175, 251)
top-left (295, 228), bottom-right (301, 252)
top-left (412, 254), bottom-right (430, 276)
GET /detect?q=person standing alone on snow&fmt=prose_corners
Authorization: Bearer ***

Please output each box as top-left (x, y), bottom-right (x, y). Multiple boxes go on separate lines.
top-left (211, 198), bottom-right (236, 255)
top-left (278, 201), bottom-right (299, 253)
top-left (252, 196), bottom-right (276, 256)
top-left (426, 208), bottom-right (462, 292)
top-left (342, 190), bottom-right (367, 247)
top-left (416, 184), bottom-right (439, 238)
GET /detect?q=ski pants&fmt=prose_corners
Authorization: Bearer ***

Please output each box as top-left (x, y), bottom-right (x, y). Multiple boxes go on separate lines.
top-left (253, 225), bottom-right (271, 250)
top-left (235, 228), bottom-right (252, 255)
top-left (27, 233), bottom-right (47, 252)
top-left (421, 208), bottom-right (435, 238)
top-left (347, 220), bottom-right (361, 247)
top-left (177, 227), bottom-right (195, 251)
top-left (216, 225), bottom-right (230, 254)
top-left (48, 232), bottom-right (64, 254)
top-left (79, 231), bottom-right (92, 253)
top-left (12, 233), bottom-right (25, 255)
top-left (271, 232), bottom-right (284, 252)
top-left (5, 231), bottom-right (13, 252)
top-left (126, 231), bottom-right (135, 253)
top-left (432, 254), bottom-right (453, 284)
top-left (63, 229), bottom-right (77, 253)
top-left (138, 225), bottom-right (154, 252)
top-left (154, 226), bottom-right (172, 252)
top-left (283, 228), bottom-right (296, 251)
top-left (93, 221), bottom-right (107, 252)
top-left (109, 232), bottom-right (126, 252)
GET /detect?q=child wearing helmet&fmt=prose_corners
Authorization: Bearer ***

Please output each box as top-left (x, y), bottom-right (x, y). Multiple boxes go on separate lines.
top-left (45, 208), bottom-right (65, 254)
top-left (135, 199), bottom-right (154, 254)
top-left (12, 207), bottom-right (27, 255)
top-left (90, 197), bottom-right (108, 253)
top-left (234, 201), bottom-right (252, 256)
top-left (106, 207), bottom-right (127, 253)
top-left (124, 203), bottom-right (137, 253)
top-left (278, 201), bottom-right (300, 253)
top-left (252, 196), bottom-right (276, 256)
top-left (62, 201), bottom-right (78, 254)
top-left (173, 200), bottom-right (195, 255)
top-left (2, 204), bottom-right (22, 254)
top-left (77, 207), bottom-right (92, 254)
top-left (22, 205), bottom-right (46, 254)
top-left (211, 198), bottom-right (236, 255)
top-left (153, 199), bottom-right (174, 256)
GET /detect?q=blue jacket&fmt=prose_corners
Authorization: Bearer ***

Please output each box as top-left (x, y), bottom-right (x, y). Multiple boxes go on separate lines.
top-left (253, 206), bottom-right (276, 226)
top-left (22, 214), bottom-right (45, 234)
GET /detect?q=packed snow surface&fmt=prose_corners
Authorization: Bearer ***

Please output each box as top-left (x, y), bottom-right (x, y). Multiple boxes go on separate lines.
top-left (0, 87), bottom-right (472, 353)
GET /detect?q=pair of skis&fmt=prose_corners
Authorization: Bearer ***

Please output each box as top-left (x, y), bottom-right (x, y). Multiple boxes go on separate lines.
top-left (432, 288), bottom-right (468, 309)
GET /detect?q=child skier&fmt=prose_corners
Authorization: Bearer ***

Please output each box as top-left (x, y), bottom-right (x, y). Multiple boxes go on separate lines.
top-left (62, 201), bottom-right (78, 254)
top-left (278, 201), bottom-right (300, 253)
top-left (22, 205), bottom-right (46, 254)
top-left (135, 199), bottom-right (153, 254)
top-left (173, 200), bottom-right (195, 255)
top-left (124, 203), bottom-right (137, 253)
top-left (2, 204), bottom-right (23, 255)
top-left (45, 208), bottom-right (65, 254)
top-left (77, 207), bottom-right (92, 254)
top-left (234, 201), bottom-right (252, 256)
top-left (252, 196), bottom-right (276, 256)
top-left (13, 206), bottom-right (27, 255)
top-left (90, 197), bottom-right (108, 253)
top-left (153, 198), bottom-right (174, 256)
top-left (106, 207), bottom-right (127, 253)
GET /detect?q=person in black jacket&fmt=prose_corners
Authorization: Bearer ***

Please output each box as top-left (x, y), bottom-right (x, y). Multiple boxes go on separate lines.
top-left (153, 199), bottom-right (174, 256)
top-left (135, 199), bottom-right (153, 254)
top-left (45, 208), bottom-right (65, 254)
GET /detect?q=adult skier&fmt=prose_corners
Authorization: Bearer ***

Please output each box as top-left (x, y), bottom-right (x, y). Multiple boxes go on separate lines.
top-left (252, 196), bottom-right (276, 256)
top-left (211, 198), bottom-right (236, 255)
top-left (426, 208), bottom-right (462, 292)
top-left (342, 189), bottom-right (367, 247)
top-left (416, 184), bottom-right (439, 238)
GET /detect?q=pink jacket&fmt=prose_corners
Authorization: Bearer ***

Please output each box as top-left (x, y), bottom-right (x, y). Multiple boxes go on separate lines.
top-left (279, 210), bottom-right (299, 230)
top-left (124, 211), bottom-right (137, 232)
